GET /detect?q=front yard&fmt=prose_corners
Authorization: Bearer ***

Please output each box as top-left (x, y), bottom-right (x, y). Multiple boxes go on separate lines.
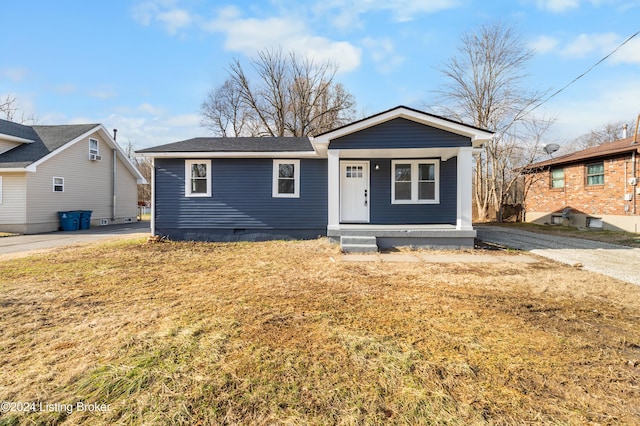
top-left (1, 238), bottom-right (639, 424)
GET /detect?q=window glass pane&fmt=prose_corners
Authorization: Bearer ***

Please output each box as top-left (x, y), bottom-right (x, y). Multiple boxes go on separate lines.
top-left (192, 179), bottom-right (207, 193)
top-left (587, 175), bottom-right (604, 185)
top-left (587, 163), bottom-right (604, 174)
top-left (191, 164), bottom-right (207, 178)
top-left (551, 168), bottom-right (564, 179)
top-left (395, 182), bottom-right (411, 200)
top-left (278, 178), bottom-right (295, 194)
top-left (279, 163), bottom-right (294, 178)
top-left (418, 182), bottom-right (435, 200)
top-left (419, 164), bottom-right (434, 181)
top-left (395, 164), bottom-right (411, 182)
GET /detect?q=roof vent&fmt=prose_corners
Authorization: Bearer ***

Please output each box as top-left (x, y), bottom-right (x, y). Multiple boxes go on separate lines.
top-left (623, 124), bottom-right (628, 139)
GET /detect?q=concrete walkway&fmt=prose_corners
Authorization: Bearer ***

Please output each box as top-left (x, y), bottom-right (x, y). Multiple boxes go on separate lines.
top-left (0, 221), bottom-right (150, 260)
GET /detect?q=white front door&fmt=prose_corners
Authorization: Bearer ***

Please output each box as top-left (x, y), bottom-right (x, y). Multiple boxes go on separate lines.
top-left (340, 161), bottom-right (370, 223)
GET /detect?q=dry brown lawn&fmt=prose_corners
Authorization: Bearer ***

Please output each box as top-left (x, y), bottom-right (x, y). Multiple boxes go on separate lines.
top-left (1, 238), bottom-right (639, 425)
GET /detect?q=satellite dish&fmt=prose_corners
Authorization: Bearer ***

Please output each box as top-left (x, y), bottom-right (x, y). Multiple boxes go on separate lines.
top-left (543, 143), bottom-right (560, 155)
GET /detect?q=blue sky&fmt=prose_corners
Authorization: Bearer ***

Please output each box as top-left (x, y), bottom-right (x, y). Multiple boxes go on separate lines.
top-left (2, 0), bottom-right (640, 149)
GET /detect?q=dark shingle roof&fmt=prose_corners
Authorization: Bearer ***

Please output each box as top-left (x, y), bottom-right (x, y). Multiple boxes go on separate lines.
top-left (0, 119), bottom-right (97, 168)
top-left (523, 136), bottom-right (640, 171)
top-left (137, 137), bottom-right (314, 153)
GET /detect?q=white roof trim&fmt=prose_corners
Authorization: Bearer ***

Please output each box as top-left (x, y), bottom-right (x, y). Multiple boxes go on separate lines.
top-left (0, 133), bottom-right (34, 144)
top-left (137, 151), bottom-right (320, 159)
top-left (312, 107), bottom-right (493, 148)
top-left (25, 125), bottom-right (147, 184)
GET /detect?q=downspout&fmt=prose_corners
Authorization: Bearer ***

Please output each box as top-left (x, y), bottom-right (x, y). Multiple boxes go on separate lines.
top-left (112, 129), bottom-right (118, 221)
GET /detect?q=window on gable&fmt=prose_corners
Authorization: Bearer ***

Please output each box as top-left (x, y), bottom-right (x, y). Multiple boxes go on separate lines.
top-left (53, 177), bottom-right (64, 192)
top-left (550, 168), bottom-right (564, 188)
top-left (185, 160), bottom-right (211, 197)
top-left (586, 162), bottom-right (604, 186)
top-left (89, 138), bottom-right (99, 156)
top-left (273, 160), bottom-right (300, 198)
top-left (391, 160), bottom-right (439, 204)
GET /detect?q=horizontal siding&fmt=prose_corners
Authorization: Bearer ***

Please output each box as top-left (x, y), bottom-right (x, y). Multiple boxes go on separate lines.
top-left (115, 155), bottom-right (138, 219)
top-left (155, 158), bottom-right (327, 231)
top-left (329, 118), bottom-right (471, 149)
top-left (0, 173), bottom-right (26, 225)
top-left (26, 131), bottom-right (138, 227)
top-left (368, 157), bottom-right (457, 225)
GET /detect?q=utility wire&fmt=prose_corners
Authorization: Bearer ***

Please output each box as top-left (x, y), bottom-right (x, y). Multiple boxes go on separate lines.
top-left (526, 29), bottom-right (640, 116)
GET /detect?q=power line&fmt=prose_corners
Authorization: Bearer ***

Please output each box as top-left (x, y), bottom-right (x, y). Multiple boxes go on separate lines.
top-left (526, 29), bottom-right (640, 116)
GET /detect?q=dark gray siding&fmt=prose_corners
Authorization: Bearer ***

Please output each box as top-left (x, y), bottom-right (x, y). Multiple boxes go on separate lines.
top-left (366, 157), bottom-right (457, 225)
top-left (154, 158), bottom-right (327, 241)
top-left (329, 118), bottom-right (471, 149)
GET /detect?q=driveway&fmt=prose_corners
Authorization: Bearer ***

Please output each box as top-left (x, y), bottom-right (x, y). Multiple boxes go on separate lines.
top-left (476, 225), bottom-right (640, 286)
top-left (0, 221), bottom-right (150, 260)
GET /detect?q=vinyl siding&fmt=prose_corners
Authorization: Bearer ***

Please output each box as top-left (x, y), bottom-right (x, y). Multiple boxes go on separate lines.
top-left (154, 158), bottom-right (327, 237)
top-left (366, 157), bottom-right (457, 225)
top-left (25, 131), bottom-right (138, 231)
top-left (0, 140), bottom-right (22, 155)
top-left (329, 118), bottom-right (472, 149)
top-left (0, 173), bottom-right (27, 226)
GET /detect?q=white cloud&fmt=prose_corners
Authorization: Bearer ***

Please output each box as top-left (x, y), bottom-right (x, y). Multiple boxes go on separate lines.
top-left (361, 37), bottom-right (405, 74)
top-left (157, 8), bottom-right (193, 35)
top-left (536, 0), bottom-right (581, 12)
top-left (88, 90), bottom-right (118, 100)
top-left (317, 0), bottom-right (461, 28)
top-left (204, 6), bottom-right (362, 73)
top-left (2, 67), bottom-right (29, 82)
top-left (610, 37), bottom-right (640, 64)
top-left (530, 35), bottom-right (559, 53)
top-left (561, 32), bottom-right (618, 58)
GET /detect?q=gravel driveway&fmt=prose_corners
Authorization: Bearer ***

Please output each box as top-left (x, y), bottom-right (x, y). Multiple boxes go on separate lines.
top-left (475, 225), bottom-right (640, 286)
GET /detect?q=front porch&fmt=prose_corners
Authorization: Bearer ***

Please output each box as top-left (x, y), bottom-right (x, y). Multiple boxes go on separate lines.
top-left (327, 224), bottom-right (477, 252)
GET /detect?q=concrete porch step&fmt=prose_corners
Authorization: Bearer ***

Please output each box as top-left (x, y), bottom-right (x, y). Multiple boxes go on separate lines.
top-left (340, 235), bottom-right (378, 253)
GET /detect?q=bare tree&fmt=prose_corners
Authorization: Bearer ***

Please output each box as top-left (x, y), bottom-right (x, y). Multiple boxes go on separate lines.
top-left (201, 47), bottom-right (356, 137)
top-left (567, 120), bottom-right (634, 151)
top-left (1, 94), bottom-right (37, 124)
top-left (433, 22), bottom-right (552, 220)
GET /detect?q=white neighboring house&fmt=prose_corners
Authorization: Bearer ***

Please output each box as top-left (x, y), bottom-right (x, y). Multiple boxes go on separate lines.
top-left (0, 119), bottom-right (146, 234)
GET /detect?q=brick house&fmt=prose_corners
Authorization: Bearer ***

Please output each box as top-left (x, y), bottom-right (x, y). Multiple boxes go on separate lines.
top-left (521, 136), bottom-right (640, 233)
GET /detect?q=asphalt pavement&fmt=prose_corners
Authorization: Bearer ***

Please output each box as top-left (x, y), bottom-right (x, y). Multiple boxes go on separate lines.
top-left (476, 225), bottom-right (640, 286)
top-left (0, 221), bottom-right (150, 260)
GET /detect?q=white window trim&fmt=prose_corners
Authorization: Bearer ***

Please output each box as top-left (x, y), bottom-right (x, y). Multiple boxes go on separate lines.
top-left (89, 138), bottom-right (99, 156)
top-left (185, 159), bottom-right (212, 197)
top-left (53, 176), bottom-right (65, 193)
top-left (391, 159), bottom-right (439, 204)
top-left (272, 159), bottom-right (300, 198)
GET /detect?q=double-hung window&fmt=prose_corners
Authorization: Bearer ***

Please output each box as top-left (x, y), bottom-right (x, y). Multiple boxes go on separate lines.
top-left (53, 177), bottom-right (64, 192)
top-left (185, 160), bottom-right (211, 197)
top-left (550, 168), bottom-right (565, 188)
top-left (586, 162), bottom-right (604, 186)
top-left (272, 160), bottom-right (300, 198)
top-left (89, 138), bottom-right (99, 156)
top-left (391, 160), bottom-right (439, 204)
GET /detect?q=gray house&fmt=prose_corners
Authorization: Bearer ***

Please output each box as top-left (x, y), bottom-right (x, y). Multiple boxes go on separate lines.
top-left (0, 119), bottom-right (146, 234)
top-left (137, 106), bottom-right (493, 251)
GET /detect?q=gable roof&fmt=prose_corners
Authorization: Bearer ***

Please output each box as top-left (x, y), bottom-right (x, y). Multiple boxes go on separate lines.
top-left (0, 119), bottom-right (97, 168)
top-left (523, 136), bottom-right (640, 171)
top-left (137, 137), bottom-right (313, 155)
top-left (0, 119), bottom-right (146, 183)
top-left (312, 105), bottom-right (494, 148)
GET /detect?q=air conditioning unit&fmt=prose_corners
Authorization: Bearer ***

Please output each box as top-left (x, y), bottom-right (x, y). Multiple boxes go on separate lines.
top-left (89, 154), bottom-right (102, 161)
top-left (629, 177), bottom-right (638, 186)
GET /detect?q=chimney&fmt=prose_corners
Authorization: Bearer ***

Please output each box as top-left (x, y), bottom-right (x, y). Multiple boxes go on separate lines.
top-left (622, 124), bottom-right (628, 139)
top-left (113, 128), bottom-right (118, 141)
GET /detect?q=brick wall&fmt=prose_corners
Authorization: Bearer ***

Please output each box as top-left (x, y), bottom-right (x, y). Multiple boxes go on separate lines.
top-left (525, 154), bottom-right (639, 218)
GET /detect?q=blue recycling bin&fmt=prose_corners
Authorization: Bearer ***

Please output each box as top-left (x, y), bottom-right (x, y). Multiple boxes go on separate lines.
top-left (58, 211), bottom-right (80, 231)
top-left (78, 210), bottom-right (92, 230)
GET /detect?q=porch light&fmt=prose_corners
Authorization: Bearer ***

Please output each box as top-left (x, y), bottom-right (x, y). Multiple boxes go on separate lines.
top-left (375, 164), bottom-right (380, 170)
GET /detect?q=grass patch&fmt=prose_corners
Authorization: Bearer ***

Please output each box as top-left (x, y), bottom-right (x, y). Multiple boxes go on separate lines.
top-left (1, 238), bottom-right (640, 424)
